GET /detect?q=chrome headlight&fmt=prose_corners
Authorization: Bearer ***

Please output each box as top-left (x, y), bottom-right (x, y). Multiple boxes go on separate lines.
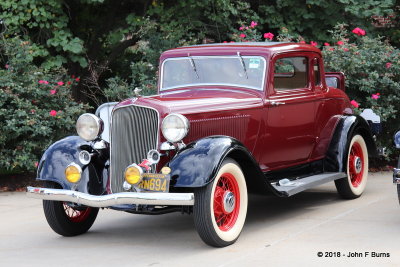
top-left (394, 131), bottom-right (400, 149)
top-left (76, 113), bottom-right (104, 141)
top-left (161, 114), bottom-right (189, 143)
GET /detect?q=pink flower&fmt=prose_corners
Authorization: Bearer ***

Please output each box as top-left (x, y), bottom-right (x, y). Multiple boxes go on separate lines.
top-left (239, 33), bottom-right (246, 38)
top-left (352, 27), bottom-right (366, 36)
top-left (38, 80), bottom-right (49, 84)
top-left (386, 62), bottom-right (392, 69)
top-left (263, 32), bottom-right (274, 40)
top-left (50, 89), bottom-right (57, 95)
top-left (299, 40), bottom-right (306, 44)
top-left (49, 110), bottom-right (57, 117)
top-left (230, 41), bottom-right (235, 43)
top-left (337, 41), bottom-right (344, 46)
top-left (371, 94), bottom-right (380, 100)
top-left (310, 41), bottom-right (317, 47)
top-left (343, 48), bottom-right (349, 52)
top-left (350, 100), bottom-right (360, 108)
top-left (239, 26), bottom-right (244, 30)
top-left (329, 47), bottom-right (335, 51)
top-left (30, 109), bottom-right (35, 114)
top-left (324, 43), bottom-right (330, 46)
top-left (57, 81), bottom-right (64, 86)
top-left (75, 77), bottom-right (80, 82)
top-left (5, 64), bottom-right (9, 69)
top-left (34, 162), bottom-right (39, 168)
top-left (67, 81), bottom-right (72, 85)
top-left (250, 21), bottom-right (258, 28)
top-left (245, 26), bottom-right (248, 30)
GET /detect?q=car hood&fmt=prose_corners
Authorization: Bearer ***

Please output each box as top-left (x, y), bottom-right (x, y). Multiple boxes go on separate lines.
top-left (115, 88), bottom-right (264, 117)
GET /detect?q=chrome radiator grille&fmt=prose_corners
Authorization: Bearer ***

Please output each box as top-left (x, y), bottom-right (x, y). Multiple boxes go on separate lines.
top-left (110, 105), bottom-right (159, 193)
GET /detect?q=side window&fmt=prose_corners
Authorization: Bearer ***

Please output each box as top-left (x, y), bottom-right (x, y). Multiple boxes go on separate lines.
top-left (274, 57), bottom-right (308, 91)
top-left (313, 58), bottom-right (321, 86)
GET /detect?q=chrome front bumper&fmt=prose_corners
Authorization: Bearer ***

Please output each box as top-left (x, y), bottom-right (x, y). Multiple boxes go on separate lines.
top-left (26, 187), bottom-right (194, 207)
top-left (393, 168), bottom-right (400, 184)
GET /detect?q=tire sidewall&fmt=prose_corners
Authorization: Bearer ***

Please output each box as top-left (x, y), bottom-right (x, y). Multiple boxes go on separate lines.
top-left (346, 134), bottom-right (368, 196)
top-left (209, 159), bottom-right (248, 243)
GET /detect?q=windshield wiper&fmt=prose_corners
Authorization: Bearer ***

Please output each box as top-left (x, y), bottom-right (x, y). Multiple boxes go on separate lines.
top-left (188, 53), bottom-right (199, 79)
top-left (237, 52), bottom-right (248, 79)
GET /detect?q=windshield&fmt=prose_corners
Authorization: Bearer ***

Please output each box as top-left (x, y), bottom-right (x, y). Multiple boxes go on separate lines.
top-left (160, 56), bottom-right (266, 91)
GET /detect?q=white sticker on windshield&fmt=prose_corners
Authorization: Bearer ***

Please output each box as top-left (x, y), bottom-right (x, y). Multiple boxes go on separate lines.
top-left (249, 58), bottom-right (260, 69)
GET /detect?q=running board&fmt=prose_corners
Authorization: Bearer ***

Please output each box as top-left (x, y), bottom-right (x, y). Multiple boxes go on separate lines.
top-left (272, 172), bottom-right (346, 197)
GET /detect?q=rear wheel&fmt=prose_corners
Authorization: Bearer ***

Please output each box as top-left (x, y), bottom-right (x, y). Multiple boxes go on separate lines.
top-left (193, 158), bottom-right (247, 247)
top-left (43, 182), bottom-right (98, 236)
top-left (335, 134), bottom-right (368, 199)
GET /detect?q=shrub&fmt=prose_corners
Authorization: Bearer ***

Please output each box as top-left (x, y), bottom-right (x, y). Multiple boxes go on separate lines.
top-left (0, 36), bottom-right (90, 172)
top-left (322, 24), bottom-right (400, 157)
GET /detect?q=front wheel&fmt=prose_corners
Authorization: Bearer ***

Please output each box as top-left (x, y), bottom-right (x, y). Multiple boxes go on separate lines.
top-left (43, 182), bottom-right (99, 236)
top-left (193, 158), bottom-right (248, 247)
top-left (335, 134), bottom-right (368, 199)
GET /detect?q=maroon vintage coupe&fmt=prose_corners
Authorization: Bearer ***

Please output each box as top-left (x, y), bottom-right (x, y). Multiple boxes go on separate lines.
top-left (27, 42), bottom-right (377, 247)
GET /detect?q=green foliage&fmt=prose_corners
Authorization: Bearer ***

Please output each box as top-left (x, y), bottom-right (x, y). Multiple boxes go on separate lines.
top-left (0, 0), bottom-right (87, 69)
top-left (0, 36), bottom-right (90, 171)
top-left (256, 0), bottom-right (394, 43)
top-left (322, 24), bottom-right (400, 156)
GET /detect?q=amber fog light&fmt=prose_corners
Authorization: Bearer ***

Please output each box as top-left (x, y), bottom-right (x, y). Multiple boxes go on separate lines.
top-left (65, 163), bottom-right (82, 183)
top-left (125, 164), bottom-right (143, 185)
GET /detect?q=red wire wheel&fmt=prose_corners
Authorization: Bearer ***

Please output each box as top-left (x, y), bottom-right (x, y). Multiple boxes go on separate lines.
top-left (194, 158), bottom-right (248, 247)
top-left (213, 173), bottom-right (240, 231)
top-left (335, 134), bottom-right (368, 199)
top-left (63, 203), bottom-right (92, 223)
top-left (348, 142), bottom-right (364, 187)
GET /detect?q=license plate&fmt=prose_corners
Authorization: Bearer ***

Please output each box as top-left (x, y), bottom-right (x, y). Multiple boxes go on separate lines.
top-left (136, 173), bottom-right (170, 192)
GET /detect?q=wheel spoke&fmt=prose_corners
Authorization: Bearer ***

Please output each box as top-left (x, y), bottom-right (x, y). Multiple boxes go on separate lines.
top-left (62, 202), bottom-right (91, 223)
top-left (213, 173), bottom-right (241, 231)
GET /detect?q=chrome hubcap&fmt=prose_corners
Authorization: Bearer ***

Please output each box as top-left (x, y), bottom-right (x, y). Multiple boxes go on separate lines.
top-left (354, 156), bottom-right (362, 174)
top-left (223, 191), bottom-right (235, 214)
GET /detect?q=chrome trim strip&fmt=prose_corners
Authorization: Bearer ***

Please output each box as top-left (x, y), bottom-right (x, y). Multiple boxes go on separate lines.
top-left (110, 103), bottom-right (160, 193)
top-left (160, 56), bottom-right (267, 91)
top-left (26, 187), bottom-right (194, 207)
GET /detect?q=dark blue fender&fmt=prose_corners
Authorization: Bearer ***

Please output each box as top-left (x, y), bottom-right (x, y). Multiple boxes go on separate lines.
top-left (169, 136), bottom-right (283, 195)
top-left (325, 115), bottom-right (377, 172)
top-left (36, 136), bottom-right (108, 195)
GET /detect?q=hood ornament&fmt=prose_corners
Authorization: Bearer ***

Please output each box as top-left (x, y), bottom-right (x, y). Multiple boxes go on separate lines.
top-left (134, 87), bottom-right (142, 97)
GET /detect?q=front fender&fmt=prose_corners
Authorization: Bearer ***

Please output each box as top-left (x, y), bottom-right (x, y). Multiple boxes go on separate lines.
top-left (325, 115), bottom-right (377, 172)
top-left (168, 136), bottom-right (280, 195)
top-left (37, 136), bottom-right (107, 194)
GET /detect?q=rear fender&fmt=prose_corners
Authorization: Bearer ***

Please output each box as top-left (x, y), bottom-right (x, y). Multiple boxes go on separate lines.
top-left (325, 115), bottom-right (377, 172)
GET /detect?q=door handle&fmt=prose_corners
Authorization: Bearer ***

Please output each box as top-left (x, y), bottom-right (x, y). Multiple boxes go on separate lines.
top-left (271, 101), bottom-right (286, 106)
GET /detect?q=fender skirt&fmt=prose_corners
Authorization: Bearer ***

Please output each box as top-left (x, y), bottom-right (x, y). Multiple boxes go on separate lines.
top-left (169, 136), bottom-right (282, 195)
top-left (36, 136), bottom-right (107, 195)
top-left (325, 115), bottom-right (377, 172)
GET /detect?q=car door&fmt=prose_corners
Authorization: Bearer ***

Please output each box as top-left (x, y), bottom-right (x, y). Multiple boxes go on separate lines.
top-left (261, 53), bottom-right (317, 170)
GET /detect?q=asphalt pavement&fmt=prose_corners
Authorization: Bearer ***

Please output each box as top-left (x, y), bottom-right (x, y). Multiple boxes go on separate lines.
top-left (0, 171), bottom-right (399, 267)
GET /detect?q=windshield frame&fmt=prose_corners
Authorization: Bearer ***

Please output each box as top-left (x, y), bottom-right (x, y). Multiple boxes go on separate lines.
top-left (159, 55), bottom-right (267, 91)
